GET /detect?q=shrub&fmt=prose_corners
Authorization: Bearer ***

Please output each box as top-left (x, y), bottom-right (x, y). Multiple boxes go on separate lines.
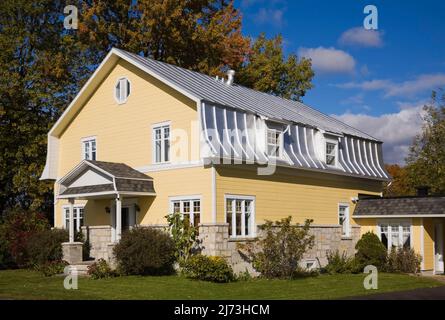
top-left (165, 212), bottom-right (199, 266)
top-left (386, 247), bottom-right (422, 274)
top-left (354, 232), bottom-right (387, 271)
top-left (0, 209), bottom-right (49, 267)
top-left (87, 259), bottom-right (117, 279)
top-left (182, 254), bottom-right (235, 283)
top-left (37, 260), bottom-right (69, 277)
top-left (26, 229), bottom-right (68, 267)
top-left (325, 250), bottom-right (357, 274)
top-left (114, 227), bottom-right (176, 275)
top-left (237, 217), bottom-right (315, 279)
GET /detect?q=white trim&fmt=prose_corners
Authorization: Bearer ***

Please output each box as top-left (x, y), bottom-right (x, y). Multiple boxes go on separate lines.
top-left (363, 140), bottom-right (377, 177)
top-left (324, 136), bottom-right (339, 169)
top-left (312, 129), bottom-right (326, 169)
top-left (376, 218), bottom-right (413, 251)
top-left (152, 121), bottom-right (171, 164)
top-left (224, 194), bottom-right (256, 239)
top-left (356, 139), bottom-right (370, 176)
top-left (338, 203), bottom-right (350, 237)
top-left (344, 136), bottom-right (359, 174)
top-left (114, 77), bottom-right (131, 104)
top-left (368, 141), bottom-right (382, 178)
top-left (420, 218), bottom-right (425, 270)
top-left (265, 125), bottom-right (284, 159)
top-left (233, 110), bottom-right (250, 159)
top-left (168, 196), bottom-right (202, 226)
top-left (211, 166), bottom-right (217, 224)
top-left (223, 108), bottom-right (240, 157)
top-left (354, 214), bottom-right (445, 219)
top-left (304, 127), bottom-right (318, 168)
top-left (212, 105), bottom-right (229, 156)
top-left (58, 191), bottom-right (156, 199)
top-left (81, 136), bottom-right (97, 161)
top-left (295, 125), bottom-right (310, 167)
top-left (62, 204), bottom-right (85, 233)
top-left (136, 160), bottom-right (203, 173)
top-left (373, 143), bottom-right (388, 178)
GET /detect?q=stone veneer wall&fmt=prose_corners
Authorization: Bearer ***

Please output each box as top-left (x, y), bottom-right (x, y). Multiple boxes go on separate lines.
top-left (199, 223), bottom-right (361, 274)
top-left (81, 226), bottom-right (111, 261)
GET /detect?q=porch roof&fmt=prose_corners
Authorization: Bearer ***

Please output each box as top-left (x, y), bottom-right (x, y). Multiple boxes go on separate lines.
top-left (353, 196), bottom-right (445, 218)
top-left (58, 160), bottom-right (155, 199)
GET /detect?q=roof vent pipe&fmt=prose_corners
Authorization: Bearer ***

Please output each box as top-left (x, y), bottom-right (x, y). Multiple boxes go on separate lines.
top-left (226, 69), bottom-right (235, 85)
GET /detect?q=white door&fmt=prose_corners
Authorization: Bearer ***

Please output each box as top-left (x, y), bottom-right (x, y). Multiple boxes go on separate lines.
top-left (435, 223), bottom-right (444, 274)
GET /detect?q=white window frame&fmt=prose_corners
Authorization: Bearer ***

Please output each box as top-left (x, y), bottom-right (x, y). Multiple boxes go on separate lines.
top-left (152, 121), bottom-right (171, 164)
top-left (266, 128), bottom-right (283, 158)
top-left (63, 205), bottom-right (85, 232)
top-left (325, 137), bottom-right (338, 167)
top-left (169, 195), bottom-right (202, 226)
top-left (114, 77), bottom-right (131, 104)
top-left (224, 194), bottom-right (256, 239)
top-left (81, 136), bottom-right (97, 161)
top-left (338, 203), bottom-right (350, 237)
top-left (377, 219), bottom-right (413, 251)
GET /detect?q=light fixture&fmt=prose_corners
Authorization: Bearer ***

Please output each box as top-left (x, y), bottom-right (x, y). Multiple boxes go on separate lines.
top-left (105, 206), bottom-right (111, 214)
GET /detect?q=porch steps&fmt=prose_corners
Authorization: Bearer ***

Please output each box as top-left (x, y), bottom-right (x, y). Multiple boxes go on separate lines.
top-left (65, 260), bottom-right (95, 276)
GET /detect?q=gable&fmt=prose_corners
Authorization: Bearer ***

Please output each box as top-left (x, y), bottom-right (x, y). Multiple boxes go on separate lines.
top-left (41, 49), bottom-right (200, 180)
top-left (69, 168), bottom-right (112, 188)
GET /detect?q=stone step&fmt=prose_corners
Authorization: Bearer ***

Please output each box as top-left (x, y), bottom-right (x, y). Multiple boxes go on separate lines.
top-left (65, 260), bottom-right (96, 276)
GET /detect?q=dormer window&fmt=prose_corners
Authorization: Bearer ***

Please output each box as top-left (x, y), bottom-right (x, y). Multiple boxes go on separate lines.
top-left (325, 141), bottom-right (337, 166)
top-left (267, 128), bottom-right (282, 157)
top-left (115, 77), bottom-right (131, 104)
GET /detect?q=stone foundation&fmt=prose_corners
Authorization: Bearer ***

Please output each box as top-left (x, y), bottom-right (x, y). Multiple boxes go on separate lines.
top-left (62, 242), bottom-right (83, 264)
top-left (81, 225), bottom-right (111, 260)
top-left (199, 223), bottom-right (361, 274)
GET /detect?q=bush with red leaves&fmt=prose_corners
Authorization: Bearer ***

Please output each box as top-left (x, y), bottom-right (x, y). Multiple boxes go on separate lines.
top-left (0, 209), bottom-right (49, 268)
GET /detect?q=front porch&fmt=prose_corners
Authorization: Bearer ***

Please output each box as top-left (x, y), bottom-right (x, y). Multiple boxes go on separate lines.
top-left (57, 160), bottom-right (156, 264)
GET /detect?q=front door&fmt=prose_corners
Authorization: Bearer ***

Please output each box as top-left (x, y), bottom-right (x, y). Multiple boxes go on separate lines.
top-left (122, 207), bottom-right (131, 231)
top-left (435, 222), bottom-right (444, 274)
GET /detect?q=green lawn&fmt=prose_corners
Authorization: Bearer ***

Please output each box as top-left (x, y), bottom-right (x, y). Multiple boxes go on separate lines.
top-left (0, 269), bottom-right (441, 300)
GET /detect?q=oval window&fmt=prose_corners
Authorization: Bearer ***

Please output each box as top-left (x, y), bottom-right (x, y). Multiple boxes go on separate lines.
top-left (115, 77), bottom-right (131, 104)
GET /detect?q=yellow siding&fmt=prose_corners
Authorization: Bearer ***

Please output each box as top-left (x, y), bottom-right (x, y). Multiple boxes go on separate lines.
top-left (356, 218), bottom-right (377, 236)
top-left (54, 58), bottom-right (212, 228)
top-left (215, 165), bottom-right (383, 225)
top-left (57, 58), bottom-right (199, 177)
top-left (411, 218), bottom-right (422, 257)
top-left (423, 219), bottom-right (435, 270)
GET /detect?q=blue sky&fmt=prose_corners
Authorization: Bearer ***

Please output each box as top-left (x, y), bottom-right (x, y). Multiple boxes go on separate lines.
top-left (235, 0), bottom-right (445, 164)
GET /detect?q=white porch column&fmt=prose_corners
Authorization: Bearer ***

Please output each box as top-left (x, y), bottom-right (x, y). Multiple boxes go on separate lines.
top-left (68, 198), bottom-right (75, 243)
top-left (110, 200), bottom-right (116, 242)
top-left (116, 195), bottom-right (122, 242)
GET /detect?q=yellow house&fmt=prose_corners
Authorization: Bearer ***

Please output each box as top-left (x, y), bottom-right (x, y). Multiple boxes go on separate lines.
top-left (40, 48), bottom-right (440, 274)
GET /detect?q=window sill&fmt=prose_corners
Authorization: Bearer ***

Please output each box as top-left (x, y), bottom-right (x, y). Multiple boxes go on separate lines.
top-left (228, 237), bottom-right (257, 242)
top-left (341, 236), bottom-right (353, 240)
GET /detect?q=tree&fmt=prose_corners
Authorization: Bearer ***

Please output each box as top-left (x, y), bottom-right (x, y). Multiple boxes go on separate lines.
top-left (237, 33), bottom-right (314, 101)
top-left (79, 0), bottom-right (250, 76)
top-left (0, 1), bottom-right (315, 218)
top-left (0, 0), bottom-right (88, 217)
top-left (383, 164), bottom-right (413, 196)
top-left (405, 90), bottom-right (445, 194)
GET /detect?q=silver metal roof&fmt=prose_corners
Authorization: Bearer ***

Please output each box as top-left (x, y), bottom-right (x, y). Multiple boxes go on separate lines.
top-left (116, 48), bottom-right (379, 142)
top-left (201, 103), bottom-right (389, 181)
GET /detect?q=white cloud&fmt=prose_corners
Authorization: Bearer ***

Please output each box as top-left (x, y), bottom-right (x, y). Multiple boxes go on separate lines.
top-left (298, 47), bottom-right (356, 74)
top-left (254, 8), bottom-right (285, 27)
top-left (333, 102), bottom-right (426, 164)
top-left (339, 27), bottom-right (384, 47)
top-left (335, 74), bottom-right (445, 98)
